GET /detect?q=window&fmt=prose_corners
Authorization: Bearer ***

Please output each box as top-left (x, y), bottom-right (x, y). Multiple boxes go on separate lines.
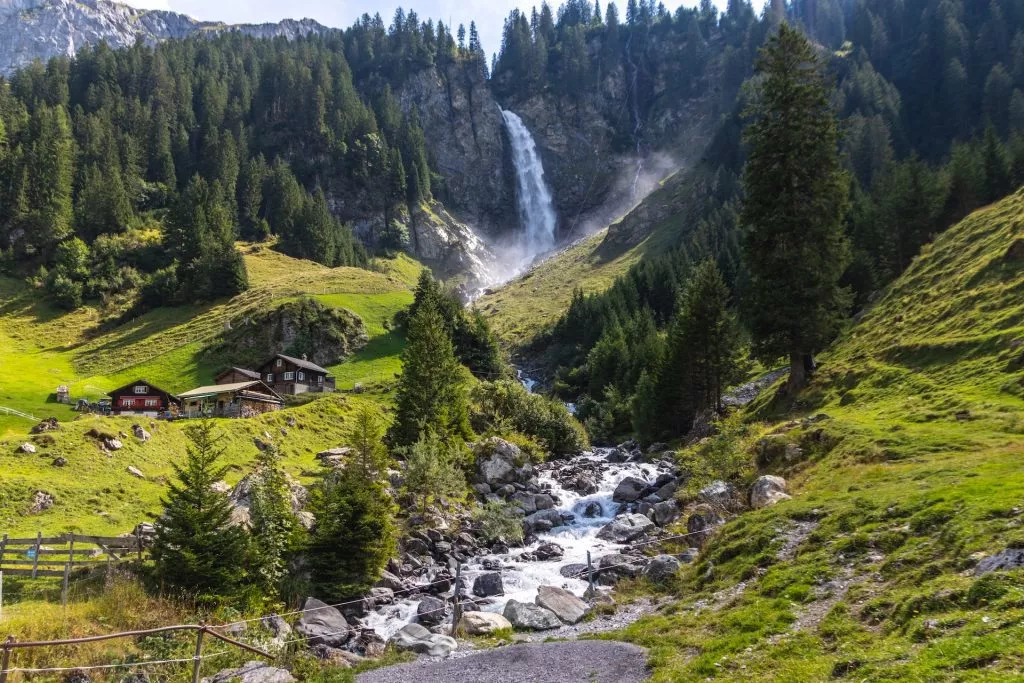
top-left (297, 371), bottom-right (305, 381)
top-left (275, 359), bottom-right (282, 368)
top-left (145, 399), bottom-right (158, 407)
top-left (134, 385), bottom-right (147, 394)
top-left (122, 399), bottom-right (135, 407)
top-left (283, 371), bottom-right (295, 381)
top-left (317, 375), bottom-right (324, 384)
top-left (266, 373), bottom-right (274, 383)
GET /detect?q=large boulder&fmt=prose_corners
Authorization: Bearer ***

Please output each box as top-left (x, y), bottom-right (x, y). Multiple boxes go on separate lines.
top-left (472, 572), bottom-right (504, 597)
top-left (596, 513), bottom-right (654, 543)
top-left (536, 585), bottom-right (588, 624)
top-left (524, 508), bottom-right (564, 533)
top-left (503, 599), bottom-right (561, 630)
top-left (476, 437), bottom-right (522, 486)
top-left (652, 500), bottom-right (679, 526)
top-left (641, 555), bottom-right (682, 583)
top-left (458, 611), bottom-right (513, 635)
top-left (29, 490), bottom-right (55, 514)
top-left (17, 442), bottom-right (36, 454)
top-left (132, 424), bottom-right (151, 442)
top-left (750, 475), bottom-right (791, 509)
top-left (975, 549), bottom-right (1024, 575)
top-left (389, 623), bottom-right (457, 657)
top-left (686, 504), bottom-right (725, 547)
top-left (596, 553), bottom-right (643, 585)
top-left (699, 480), bottom-right (746, 513)
top-left (203, 662), bottom-right (295, 683)
top-left (612, 476), bottom-right (648, 503)
top-left (295, 597), bottom-right (350, 647)
top-left (416, 595), bottom-right (447, 626)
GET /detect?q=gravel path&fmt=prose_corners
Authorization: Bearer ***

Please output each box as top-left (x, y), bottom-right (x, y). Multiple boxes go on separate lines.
top-left (356, 640), bottom-right (650, 683)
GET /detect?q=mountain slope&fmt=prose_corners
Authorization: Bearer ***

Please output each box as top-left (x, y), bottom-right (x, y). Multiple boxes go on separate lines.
top-left (612, 191), bottom-right (1024, 680)
top-left (0, 0), bottom-right (326, 75)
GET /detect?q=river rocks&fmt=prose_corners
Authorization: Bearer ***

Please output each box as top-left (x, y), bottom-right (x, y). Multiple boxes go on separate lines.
top-left (503, 599), bottom-right (561, 630)
top-left (18, 442), bottom-right (36, 454)
top-left (583, 501), bottom-right (603, 518)
top-left (596, 553), bottom-right (642, 585)
top-left (311, 645), bottom-right (364, 668)
top-left (416, 595), bottom-right (447, 626)
top-left (295, 597), bottom-right (350, 647)
top-left (560, 563), bottom-right (587, 578)
top-left (476, 437), bottom-right (523, 487)
top-left (612, 476), bottom-right (648, 503)
top-left (687, 504), bottom-right (725, 547)
top-left (699, 480), bottom-right (746, 513)
top-left (524, 508), bottom-right (564, 533)
top-left (352, 629), bottom-right (386, 658)
top-left (750, 475), bottom-right (791, 509)
top-left (975, 549), bottom-right (1024, 575)
top-left (653, 500), bottom-right (680, 526)
top-left (29, 490), bottom-right (54, 513)
top-left (641, 555), bottom-right (682, 583)
top-left (536, 585), bottom-right (588, 624)
top-left (473, 572), bottom-right (504, 597)
top-left (389, 623), bottom-right (457, 657)
top-left (596, 513), bottom-right (654, 542)
top-left (534, 542), bottom-right (564, 561)
top-left (375, 570), bottom-right (405, 593)
top-left (404, 537), bottom-right (431, 556)
top-left (203, 662), bottom-right (295, 683)
top-left (458, 611), bottom-right (513, 635)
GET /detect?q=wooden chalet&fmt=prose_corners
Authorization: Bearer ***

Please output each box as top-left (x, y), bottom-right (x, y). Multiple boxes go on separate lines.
top-left (176, 380), bottom-right (284, 418)
top-left (255, 353), bottom-right (336, 395)
top-left (214, 367), bottom-right (262, 385)
top-left (107, 379), bottom-right (180, 417)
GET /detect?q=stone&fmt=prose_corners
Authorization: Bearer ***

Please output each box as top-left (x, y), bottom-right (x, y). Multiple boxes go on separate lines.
top-left (416, 595), bottom-right (447, 626)
top-left (612, 476), bottom-right (648, 503)
top-left (641, 555), bottom-right (682, 583)
top-left (295, 597), bottom-right (350, 647)
top-left (596, 513), bottom-right (655, 543)
top-left (127, 465), bottom-right (145, 479)
top-left (502, 599), bottom-right (561, 630)
top-left (389, 623), bottom-right (457, 657)
top-left (525, 508), bottom-right (564, 532)
top-left (31, 417), bottom-right (60, 434)
top-left (17, 442), bottom-right (36, 454)
top-left (559, 563), bottom-right (587, 579)
top-left (104, 438), bottom-right (123, 451)
top-left (458, 610), bottom-right (513, 635)
top-left (975, 549), bottom-right (1024, 575)
top-left (533, 493), bottom-right (555, 510)
top-left (653, 500), bottom-right (680, 526)
top-left (686, 504), bottom-right (725, 547)
top-left (52, 456), bottom-right (67, 467)
top-left (375, 570), bottom-right (405, 593)
top-left (476, 437), bottom-right (521, 486)
top-left (63, 671), bottom-right (91, 683)
top-left (261, 615), bottom-right (291, 647)
top-left (472, 571), bottom-right (504, 597)
top-left (203, 662), bottom-right (295, 683)
top-left (596, 553), bottom-right (643, 585)
top-left (369, 587), bottom-right (395, 605)
top-left (132, 424), bottom-right (151, 442)
top-left (310, 645), bottom-right (363, 668)
top-left (404, 537), bottom-right (430, 555)
top-left (353, 629), bottom-right (386, 658)
top-left (536, 585), bottom-right (588, 624)
top-left (534, 542), bottom-right (564, 560)
top-left (29, 490), bottom-right (55, 514)
top-left (582, 501), bottom-right (603, 518)
top-left (750, 475), bottom-right (791, 509)
top-left (699, 480), bottom-right (746, 512)
top-left (677, 547), bottom-right (700, 563)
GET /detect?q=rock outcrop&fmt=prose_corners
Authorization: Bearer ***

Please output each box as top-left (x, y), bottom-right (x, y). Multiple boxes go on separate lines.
top-left (389, 623), bottom-right (457, 657)
top-left (750, 475), bottom-right (791, 509)
top-left (536, 585), bottom-right (588, 624)
top-left (503, 599), bottom-right (561, 630)
top-left (595, 513), bottom-right (654, 543)
top-left (295, 597), bottom-right (349, 648)
top-left (458, 611), bottom-right (513, 635)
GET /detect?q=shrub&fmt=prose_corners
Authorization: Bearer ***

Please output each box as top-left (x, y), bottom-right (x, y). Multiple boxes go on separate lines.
top-left (472, 380), bottom-right (588, 456)
top-left (472, 500), bottom-right (525, 544)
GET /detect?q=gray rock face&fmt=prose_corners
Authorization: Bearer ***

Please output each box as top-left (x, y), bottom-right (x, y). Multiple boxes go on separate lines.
top-left (295, 597), bottom-right (349, 647)
top-left (416, 595), bottom-right (447, 626)
top-left (750, 475), bottom-right (791, 509)
top-left (653, 500), bottom-right (680, 526)
top-left (976, 549), bottom-right (1024, 575)
top-left (536, 585), bottom-right (588, 624)
top-left (612, 476), bottom-right (648, 503)
top-left (476, 438), bottom-right (522, 487)
top-left (686, 504), bottom-right (725, 547)
top-left (472, 572), bottom-right (504, 598)
top-left (458, 610), bottom-right (512, 635)
top-left (203, 661), bottom-right (295, 683)
top-left (595, 513), bottom-right (655, 543)
top-left (389, 623), bottom-right (457, 657)
top-left (699, 480), bottom-right (747, 512)
top-left (525, 508), bottom-right (564, 533)
top-left (503, 599), bottom-right (561, 630)
top-left (641, 555), bottom-right (682, 583)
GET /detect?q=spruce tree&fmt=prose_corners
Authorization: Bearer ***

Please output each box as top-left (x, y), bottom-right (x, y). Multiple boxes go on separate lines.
top-left (248, 442), bottom-right (296, 597)
top-left (400, 432), bottom-right (467, 513)
top-left (152, 421), bottom-right (249, 598)
top-left (740, 23), bottom-right (850, 393)
top-left (347, 403), bottom-right (390, 481)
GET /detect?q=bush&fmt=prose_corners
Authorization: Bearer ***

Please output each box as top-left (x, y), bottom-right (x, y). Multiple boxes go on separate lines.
top-left (46, 273), bottom-right (83, 310)
top-left (471, 380), bottom-right (588, 456)
top-left (472, 500), bottom-right (525, 544)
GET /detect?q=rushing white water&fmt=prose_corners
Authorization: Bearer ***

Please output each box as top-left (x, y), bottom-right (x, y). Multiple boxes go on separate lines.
top-left (501, 110), bottom-right (558, 262)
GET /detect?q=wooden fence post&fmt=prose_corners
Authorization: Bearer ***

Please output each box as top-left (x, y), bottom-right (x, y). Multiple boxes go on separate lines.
top-left (586, 551), bottom-right (595, 598)
top-left (30, 532), bottom-right (41, 579)
top-left (450, 564), bottom-right (462, 637)
top-left (0, 534), bottom-right (7, 572)
top-left (0, 635), bottom-right (14, 683)
top-left (135, 529), bottom-right (143, 562)
top-left (191, 626), bottom-right (206, 683)
top-left (61, 562), bottom-right (71, 607)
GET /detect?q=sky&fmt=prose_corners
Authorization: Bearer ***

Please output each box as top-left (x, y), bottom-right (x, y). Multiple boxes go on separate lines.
top-left (122, 0), bottom-right (730, 63)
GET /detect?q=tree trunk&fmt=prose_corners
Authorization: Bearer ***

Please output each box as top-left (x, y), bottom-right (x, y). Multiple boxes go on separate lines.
top-left (788, 350), bottom-right (809, 394)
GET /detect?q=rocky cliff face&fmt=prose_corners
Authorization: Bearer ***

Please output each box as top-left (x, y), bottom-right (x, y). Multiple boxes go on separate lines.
top-left (0, 0), bottom-right (326, 75)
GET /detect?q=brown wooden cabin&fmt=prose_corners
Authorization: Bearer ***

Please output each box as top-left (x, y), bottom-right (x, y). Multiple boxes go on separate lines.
top-left (214, 367), bottom-right (262, 385)
top-left (255, 354), bottom-right (336, 395)
top-left (176, 381), bottom-right (284, 418)
top-left (107, 379), bottom-right (181, 417)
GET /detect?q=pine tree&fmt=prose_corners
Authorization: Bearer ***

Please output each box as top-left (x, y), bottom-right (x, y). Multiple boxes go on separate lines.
top-left (389, 294), bottom-right (472, 447)
top-left (152, 422), bottom-right (249, 598)
top-left (400, 432), bottom-right (467, 513)
top-left (740, 24), bottom-right (850, 393)
top-left (248, 442), bottom-right (296, 597)
top-left (347, 403), bottom-right (390, 481)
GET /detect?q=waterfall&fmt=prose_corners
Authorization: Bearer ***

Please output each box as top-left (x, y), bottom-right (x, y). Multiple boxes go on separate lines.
top-left (501, 110), bottom-right (557, 261)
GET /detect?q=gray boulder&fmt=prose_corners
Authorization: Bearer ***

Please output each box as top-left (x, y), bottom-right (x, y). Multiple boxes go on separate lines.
top-left (653, 500), bottom-right (679, 526)
top-left (559, 563), bottom-right (587, 579)
top-left (295, 597), bottom-right (350, 647)
top-left (686, 504), bottom-right (725, 547)
top-left (612, 476), bottom-right (648, 503)
top-left (525, 508), bottom-right (564, 532)
top-left (458, 611), bottom-right (513, 635)
top-left (595, 513), bottom-right (654, 543)
top-left (976, 549), bottom-right (1024, 575)
top-left (476, 437), bottom-right (521, 486)
top-left (416, 595), bottom-right (447, 626)
top-left (536, 585), bottom-right (588, 624)
top-left (596, 553), bottom-right (642, 585)
top-left (203, 662), bottom-right (295, 683)
top-left (389, 623), bottom-right (457, 657)
top-left (18, 442), bottom-right (36, 454)
top-left (699, 480), bottom-right (746, 512)
top-left (132, 425), bottom-right (151, 442)
top-left (641, 555), bottom-right (682, 583)
top-left (472, 572), bottom-right (504, 597)
top-left (503, 599), bottom-right (561, 630)
top-left (375, 570), bottom-right (405, 592)
top-left (750, 475), bottom-right (791, 509)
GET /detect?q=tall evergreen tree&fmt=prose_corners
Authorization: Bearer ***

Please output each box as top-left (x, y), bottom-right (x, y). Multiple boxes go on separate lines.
top-left (248, 442), bottom-right (297, 598)
top-left (740, 23), bottom-right (850, 392)
top-left (152, 422), bottom-right (249, 598)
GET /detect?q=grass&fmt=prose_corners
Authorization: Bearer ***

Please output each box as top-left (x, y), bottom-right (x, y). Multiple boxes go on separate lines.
top-left (0, 247), bottom-right (422, 438)
top-left (603, 190), bottom-right (1024, 680)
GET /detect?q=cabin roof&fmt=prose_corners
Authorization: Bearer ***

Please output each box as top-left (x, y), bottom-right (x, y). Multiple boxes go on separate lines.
top-left (177, 380), bottom-right (283, 402)
top-left (265, 353), bottom-right (331, 375)
top-left (106, 378), bottom-right (177, 398)
top-left (216, 366), bottom-right (261, 381)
